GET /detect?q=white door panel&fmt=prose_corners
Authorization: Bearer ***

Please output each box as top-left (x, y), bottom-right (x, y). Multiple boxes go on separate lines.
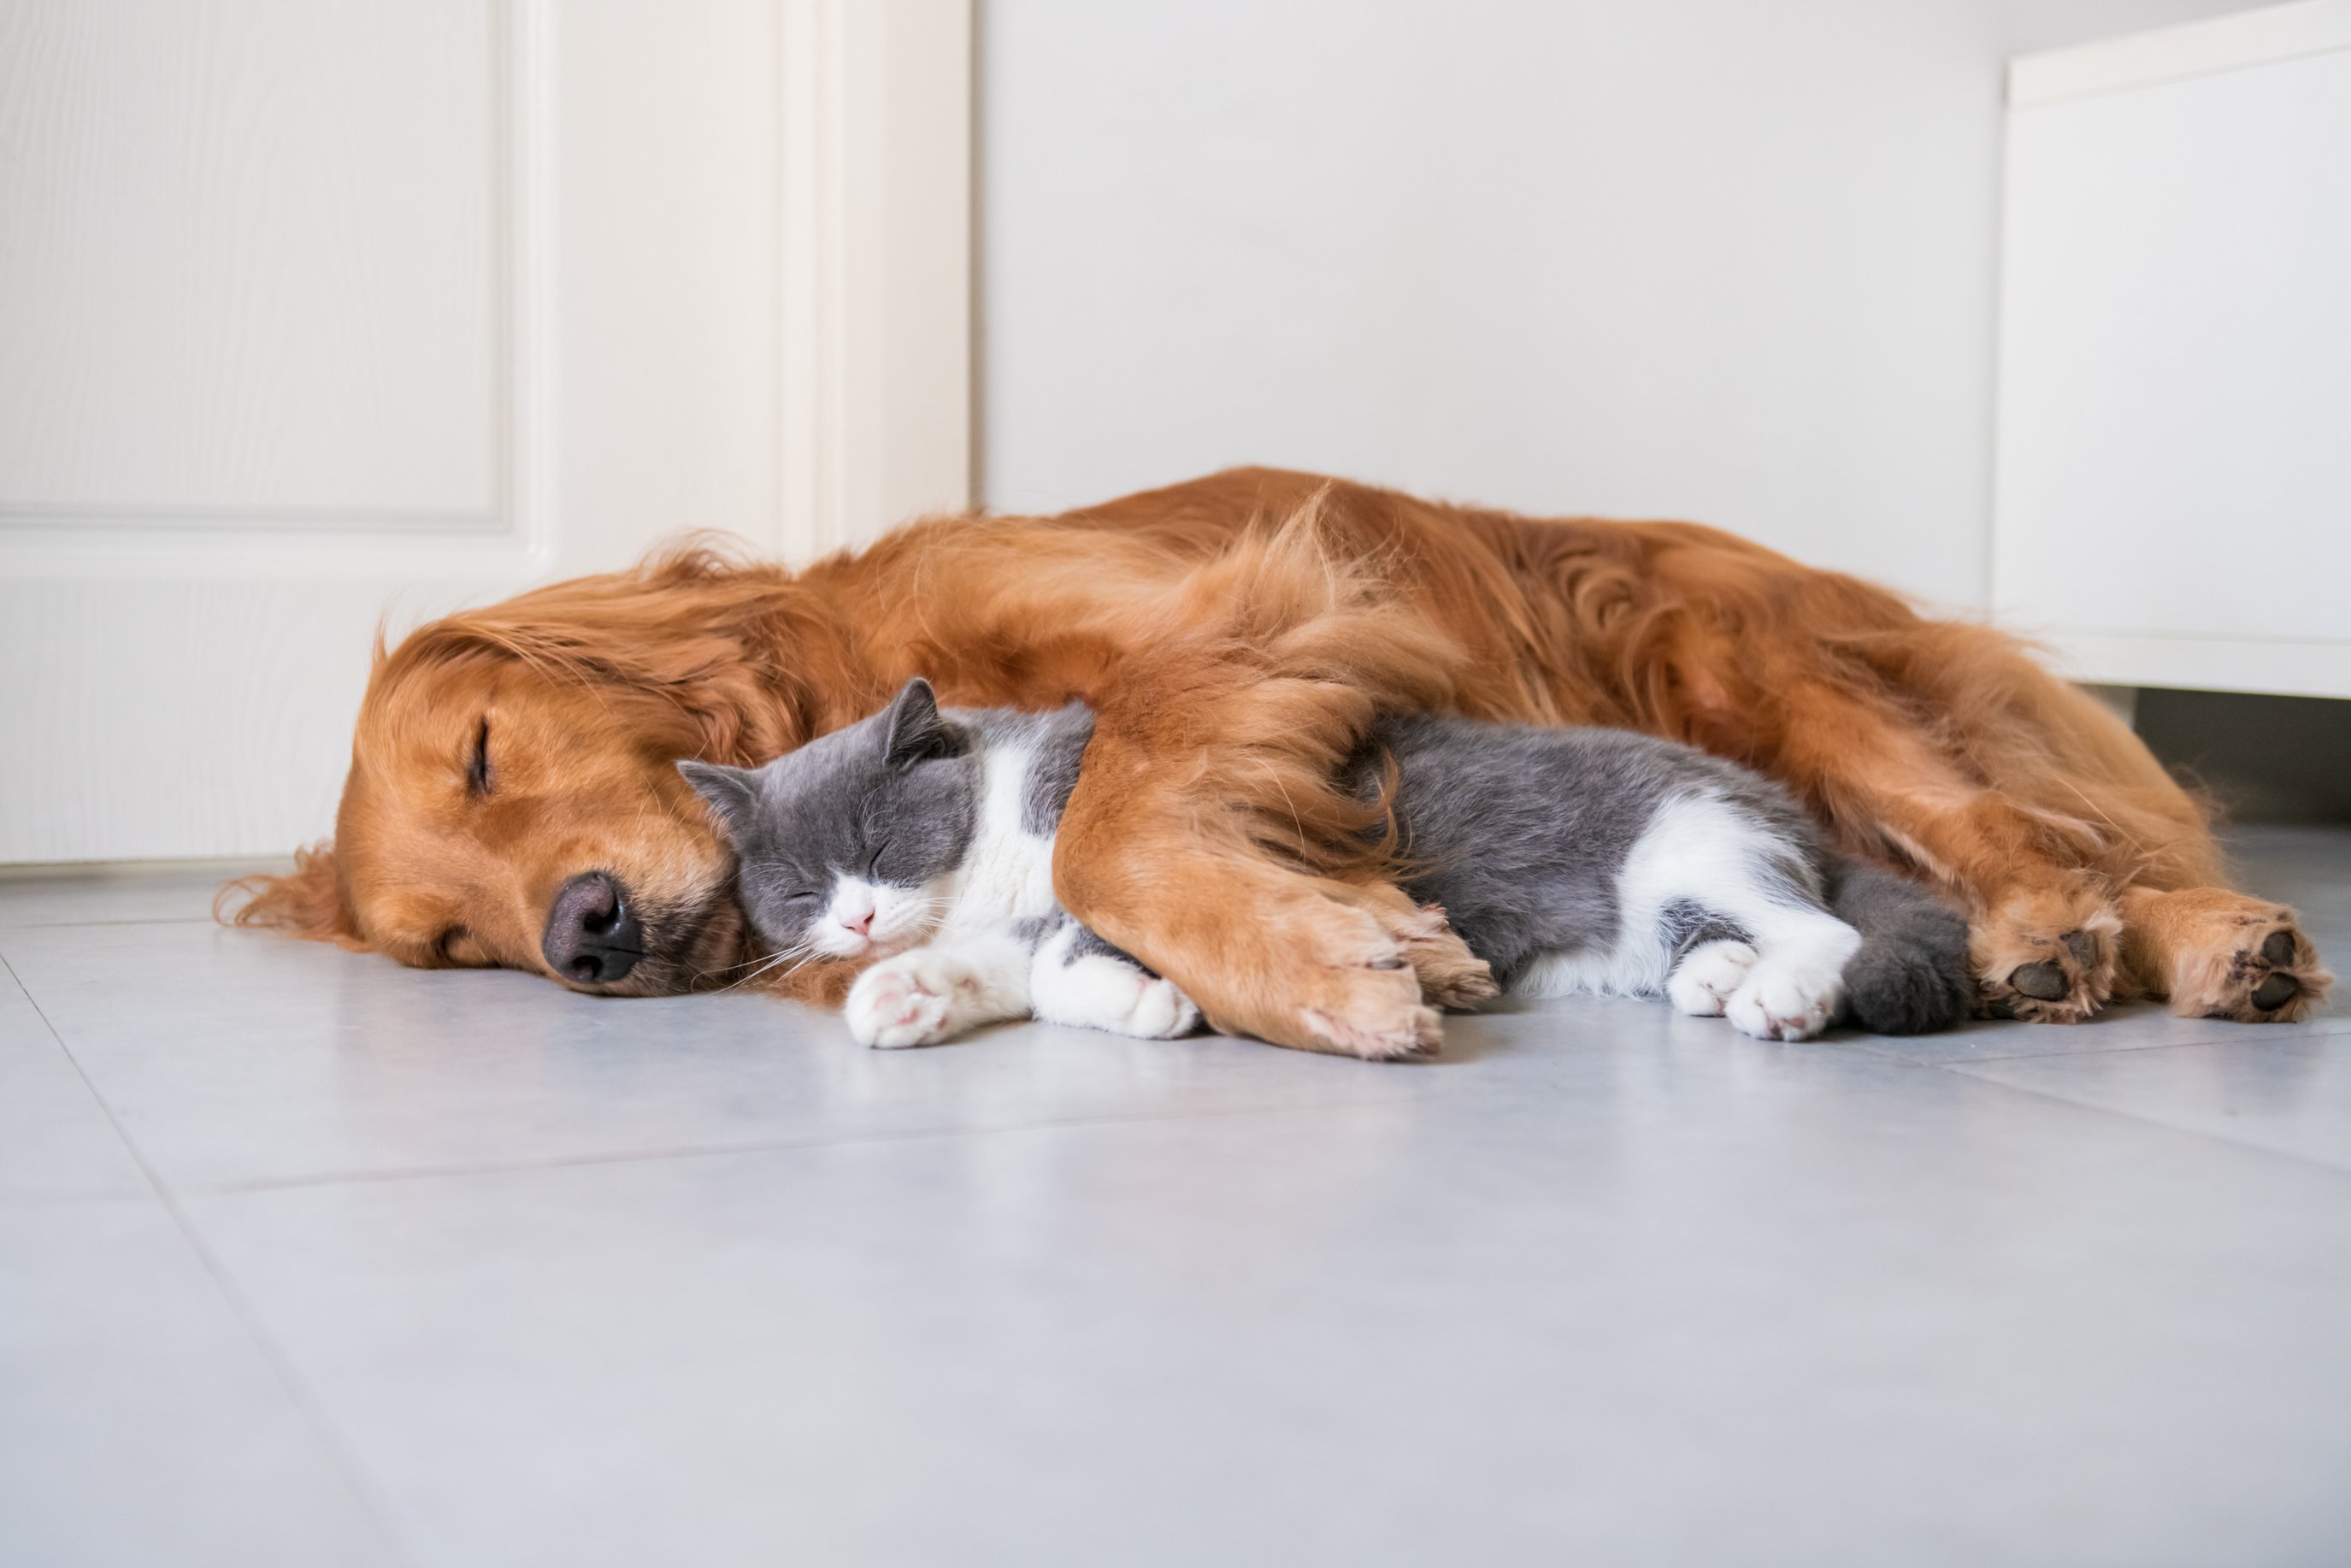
top-left (0, 0), bottom-right (501, 522)
top-left (0, 0), bottom-right (970, 863)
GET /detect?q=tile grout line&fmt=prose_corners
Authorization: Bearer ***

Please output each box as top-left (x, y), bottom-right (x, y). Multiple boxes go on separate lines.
top-left (0, 946), bottom-right (426, 1568)
top-left (172, 1084), bottom-right (1465, 1198)
top-left (1846, 1016), bottom-right (2351, 1068)
top-left (1910, 1046), bottom-right (2351, 1184)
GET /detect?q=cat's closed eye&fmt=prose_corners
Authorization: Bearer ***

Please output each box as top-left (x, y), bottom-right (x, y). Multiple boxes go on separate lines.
top-left (744, 859), bottom-right (817, 902)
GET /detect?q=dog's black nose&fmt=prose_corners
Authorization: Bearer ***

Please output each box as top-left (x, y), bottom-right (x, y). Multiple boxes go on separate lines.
top-left (542, 871), bottom-right (644, 986)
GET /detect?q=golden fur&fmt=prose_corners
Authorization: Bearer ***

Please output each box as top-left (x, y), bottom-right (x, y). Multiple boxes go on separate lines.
top-left (224, 468), bottom-right (2329, 1053)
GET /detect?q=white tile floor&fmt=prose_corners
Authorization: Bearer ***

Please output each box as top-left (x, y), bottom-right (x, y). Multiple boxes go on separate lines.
top-left (4, 829), bottom-right (2350, 1568)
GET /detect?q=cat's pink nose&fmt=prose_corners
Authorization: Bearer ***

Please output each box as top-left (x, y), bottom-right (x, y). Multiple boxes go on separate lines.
top-left (844, 910), bottom-right (875, 939)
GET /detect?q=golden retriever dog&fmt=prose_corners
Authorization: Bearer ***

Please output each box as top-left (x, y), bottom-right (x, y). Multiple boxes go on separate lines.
top-left (225, 468), bottom-right (2330, 1058)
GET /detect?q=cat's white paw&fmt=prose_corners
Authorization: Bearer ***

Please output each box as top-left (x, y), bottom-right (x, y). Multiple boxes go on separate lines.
top-left (846, 952), bottom-right (966, 1048)
top-left (1666, 940), bottom-right (1759, 1017)
top-left (1034, 954), bottom-right (1200, 1040)
top-left (1724, 959), bottom-right (1843, 1041)
top-left (1123, 976), bottom-right (1201, 1040)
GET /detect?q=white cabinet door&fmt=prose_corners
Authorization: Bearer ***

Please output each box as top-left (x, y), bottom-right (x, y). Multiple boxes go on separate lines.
top-left (0, 0), bottom-right (969, 863)
top-left (1994, 0), bottom-right (2351, 699)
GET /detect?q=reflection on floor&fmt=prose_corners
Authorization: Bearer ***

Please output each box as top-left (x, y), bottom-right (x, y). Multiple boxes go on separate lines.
top-left (4, 828), bottom-right (2349, 1566)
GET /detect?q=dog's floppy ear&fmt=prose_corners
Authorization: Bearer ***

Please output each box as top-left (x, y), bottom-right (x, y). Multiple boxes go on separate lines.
top-left (677, 760), bottom-right (762, 840)
top-left (880, 677), bottom-right (951, 768)
top-left (215, 843), bottom-right (362, 947)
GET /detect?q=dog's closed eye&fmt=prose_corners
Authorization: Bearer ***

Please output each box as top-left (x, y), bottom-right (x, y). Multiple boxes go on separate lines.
top-left (467, 717), bottom-right (492, 796)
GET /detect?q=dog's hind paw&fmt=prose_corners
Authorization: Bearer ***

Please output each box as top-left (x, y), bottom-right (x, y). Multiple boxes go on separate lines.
top-left (2121, 887), bottom-right (2331, 1023)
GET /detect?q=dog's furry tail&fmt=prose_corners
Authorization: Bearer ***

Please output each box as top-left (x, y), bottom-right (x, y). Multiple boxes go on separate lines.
top-left (1830, 857), bottom-right (1975, 1035)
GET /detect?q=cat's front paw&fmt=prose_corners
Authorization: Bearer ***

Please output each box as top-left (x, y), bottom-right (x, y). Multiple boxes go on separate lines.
top-left (1041, 956), bottom-right (1202, 1040)
top-left (1125, 976), bottom-right (1201, 1040)
top-left (846, 954), bottom-right (959, 1048)
top-left (1725, 960), bottom-right (1843, 1042)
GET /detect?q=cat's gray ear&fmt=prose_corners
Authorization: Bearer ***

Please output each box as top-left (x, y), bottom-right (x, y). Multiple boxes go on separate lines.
top-left (677, 759), bottom-right (760, 841)
top-left (881, 677), bottom-right (950, 768)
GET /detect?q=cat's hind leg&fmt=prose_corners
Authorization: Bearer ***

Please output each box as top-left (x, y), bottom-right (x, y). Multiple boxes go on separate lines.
top-left (847, 928), bottom-right (1035, 1048)
top-left (1626, 797), bottom-right (1859, 1041)
top-left (1663, 913), bottom-right (1852, 1040)
top-left (1028, 920), bottom-right (1202, 1040)
top-left (1716, 899), bottom-right (1860, 1041)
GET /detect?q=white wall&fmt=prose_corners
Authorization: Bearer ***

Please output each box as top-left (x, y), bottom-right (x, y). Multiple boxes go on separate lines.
top-left (979, 0), bottom-right (2254, 609)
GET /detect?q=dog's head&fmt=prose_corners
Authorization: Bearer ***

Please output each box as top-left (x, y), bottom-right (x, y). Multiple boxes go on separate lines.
top-left (222, 547), bottom-right (866, 995)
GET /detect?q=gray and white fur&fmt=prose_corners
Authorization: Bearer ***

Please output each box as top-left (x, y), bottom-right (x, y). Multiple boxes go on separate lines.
top-left (683, 679), bottom-right (1971, 1049)
top-left (1363, 716), bottom-right (1971, 1040)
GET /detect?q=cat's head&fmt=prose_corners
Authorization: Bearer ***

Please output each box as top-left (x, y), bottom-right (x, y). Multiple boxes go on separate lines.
top-left (679, 678), bottom-right (978, 964)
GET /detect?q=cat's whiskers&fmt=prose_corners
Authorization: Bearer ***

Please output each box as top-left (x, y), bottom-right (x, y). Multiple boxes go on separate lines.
top-left (706, 934), bottom-right (822, 993)
top-left (708, 953), bottom-right (792, 993)
top-left (693, 946), bottom-right (798, 981)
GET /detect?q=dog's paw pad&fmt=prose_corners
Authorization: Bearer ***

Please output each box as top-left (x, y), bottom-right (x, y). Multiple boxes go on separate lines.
top-left (2192, 917), bottom-right (2330, 1022)
top-left (2007, 960), bottom-right (2071, 1002)
top-left (1973, 893), bottom-right (2123, 1025)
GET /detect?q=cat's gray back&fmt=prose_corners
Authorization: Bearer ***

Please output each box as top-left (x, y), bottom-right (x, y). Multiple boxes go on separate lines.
top-left (1371, 715), bottom-right (1816, 842)
top-left (952, 703), bottom-right (1820, 915)
top-left (1362, 714), bottom-right (1824, 986)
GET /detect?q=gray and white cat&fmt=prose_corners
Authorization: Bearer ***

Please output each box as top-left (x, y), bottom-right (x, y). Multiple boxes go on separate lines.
top-left (682, 679), bottom-right (1972, 1049)
top-left (681, 681), bottom-right (1199, 1047)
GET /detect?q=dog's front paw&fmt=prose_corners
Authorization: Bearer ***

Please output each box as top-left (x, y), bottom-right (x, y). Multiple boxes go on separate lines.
top-left (1388, 902), bottom-right (1498, 1010)
top-left (846, 953), bottom-right (958, 1048)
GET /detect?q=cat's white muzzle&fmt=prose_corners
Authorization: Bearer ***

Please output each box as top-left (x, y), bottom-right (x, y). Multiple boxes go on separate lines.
top-left (814, 875), bottom-right (940, 959)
